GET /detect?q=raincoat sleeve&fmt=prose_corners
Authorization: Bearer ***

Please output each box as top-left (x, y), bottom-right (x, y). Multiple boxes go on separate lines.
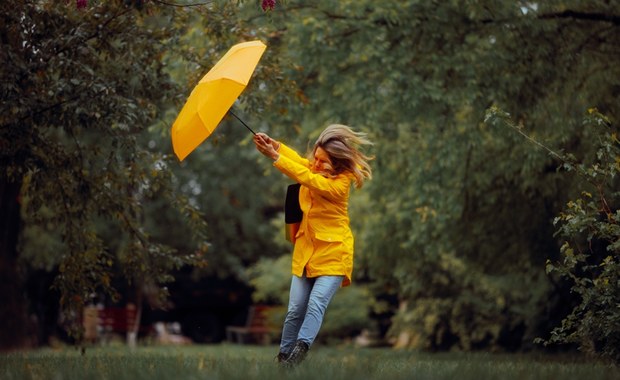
top-left (274, 149), bottom-right (350, 201)
top-left (277, 143), bottom-right (309, 167)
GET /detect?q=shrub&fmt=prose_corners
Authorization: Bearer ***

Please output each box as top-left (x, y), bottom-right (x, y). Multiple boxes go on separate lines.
top-left (544, 110), bottom-right (620, 363)
top-left (247, 255), bottom-right (375, 343)
top-left (487, 107), bottom-right (620, 363)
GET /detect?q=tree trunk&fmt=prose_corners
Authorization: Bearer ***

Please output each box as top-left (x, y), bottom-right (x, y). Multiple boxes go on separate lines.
top-left (0, 175), bottom-right (30, 351)
top-left (126, 286), bottom-right (143, 349)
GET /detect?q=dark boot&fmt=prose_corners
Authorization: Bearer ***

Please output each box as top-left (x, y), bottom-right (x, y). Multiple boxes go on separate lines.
top-left (275, 352), bottom-right (289, 363)
top-left (283, 340), bottom-right (309, 366)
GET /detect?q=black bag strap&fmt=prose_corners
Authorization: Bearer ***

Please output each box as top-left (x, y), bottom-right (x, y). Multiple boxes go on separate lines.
top-left (284, 183), bottom-right (303, 224)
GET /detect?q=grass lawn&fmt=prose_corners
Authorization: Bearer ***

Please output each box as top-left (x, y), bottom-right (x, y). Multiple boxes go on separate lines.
top-left (1, 343), bottom-right (619, 380)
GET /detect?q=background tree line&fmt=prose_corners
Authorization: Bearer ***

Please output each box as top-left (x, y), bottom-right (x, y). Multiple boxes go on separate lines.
top-left (1, 0), bottom-right (618, 362)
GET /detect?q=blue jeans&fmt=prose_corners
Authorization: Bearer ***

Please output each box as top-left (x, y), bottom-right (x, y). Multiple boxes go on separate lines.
top-left (279, 272), bottom-right (343, 353)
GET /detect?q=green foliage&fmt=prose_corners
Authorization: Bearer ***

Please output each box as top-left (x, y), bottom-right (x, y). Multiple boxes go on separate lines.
top-left (247, 0), bottom-right (620, 352)
top-left (148, 0), bottom-right (301, 279)
top-left (388, 251), bottom-right (549, 351)
top-left (247, 255), bottom-right (291, 305)
top-left (4, 0), bottom-right (620, 354)
top-left (1, 0), bottom-right (300, 345)
top-left (546, 112), bottom-right (618, 362)
top-left (321, 285), bottom-right (374, 342)
top-left (1, 1), bottom-right (212, 340)
top-left (487, 107), bottom-right (620, 362)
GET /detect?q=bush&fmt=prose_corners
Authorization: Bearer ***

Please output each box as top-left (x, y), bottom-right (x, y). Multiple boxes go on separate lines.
top-left (386, 251), bottom-right (547, 352)
top-left (488, 107), bottom-right (620, 363)
top-left (543, 110), bottom-right (620, 363)
top-left (247, 255), bottom-right (375, 343)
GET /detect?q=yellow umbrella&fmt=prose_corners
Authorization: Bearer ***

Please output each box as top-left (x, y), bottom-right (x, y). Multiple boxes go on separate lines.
top-left (171, 40), bottom-right (267, 161)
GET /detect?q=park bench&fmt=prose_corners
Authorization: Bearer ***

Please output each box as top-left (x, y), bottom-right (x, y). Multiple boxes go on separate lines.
top-left (83, 303), bottom-right (144, 345)
top-left (98, 304), bottom-right (138, 339)
top-left (225, 305), bottom-right (279, 345)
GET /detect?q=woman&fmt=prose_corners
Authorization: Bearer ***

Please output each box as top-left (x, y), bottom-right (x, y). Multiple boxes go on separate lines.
top-left (253, 124), bottom-right (373, 366)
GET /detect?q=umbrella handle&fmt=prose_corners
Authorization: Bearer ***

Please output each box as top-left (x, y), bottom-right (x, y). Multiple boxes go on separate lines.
top-left (228, 110), bottom-right (256, 135)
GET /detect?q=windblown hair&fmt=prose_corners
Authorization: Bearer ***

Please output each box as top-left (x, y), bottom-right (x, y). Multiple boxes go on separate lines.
top-left (310, 124), bottom-right (374, 188)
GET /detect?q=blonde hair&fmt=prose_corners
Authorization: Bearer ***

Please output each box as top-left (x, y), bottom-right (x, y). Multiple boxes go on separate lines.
top-left (310, 124), bottom-right (373, 188)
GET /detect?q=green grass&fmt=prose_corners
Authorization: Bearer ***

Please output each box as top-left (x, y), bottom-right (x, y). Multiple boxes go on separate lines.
top-left (1, 344), bottom-right (619, 380)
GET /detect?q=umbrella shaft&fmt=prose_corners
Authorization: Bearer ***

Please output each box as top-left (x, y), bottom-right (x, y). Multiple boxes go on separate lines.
top-left (229, 110), bottom-right (256, 135)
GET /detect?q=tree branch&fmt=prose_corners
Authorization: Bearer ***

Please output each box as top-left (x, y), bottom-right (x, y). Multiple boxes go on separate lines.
top-left (539, 10), bottom-right (620, 25)
top-left (151, 0), bottom-right (213, 7)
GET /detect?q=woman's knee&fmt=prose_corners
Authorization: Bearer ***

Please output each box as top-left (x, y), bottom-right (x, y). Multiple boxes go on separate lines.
top-left (285, 303), bottom-right (307, 320)
top-left (306, 294), bottom-right (332, 315)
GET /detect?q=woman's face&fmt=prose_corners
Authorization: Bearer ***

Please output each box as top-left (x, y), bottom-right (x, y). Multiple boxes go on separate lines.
top-left (311, 146), bottom-right (333, 174)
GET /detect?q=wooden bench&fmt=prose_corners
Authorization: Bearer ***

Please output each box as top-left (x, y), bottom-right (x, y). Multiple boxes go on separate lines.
top-left (226, 305), bottom-right (279, 345)
top-left (98, 304), bottom-right (138, 336)
top-left (83, 304), bottom-right (138, 344)
top-left (96, 304), bottom-right (148, 345)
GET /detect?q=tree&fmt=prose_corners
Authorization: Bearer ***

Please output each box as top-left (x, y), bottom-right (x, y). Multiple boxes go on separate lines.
top-left (487, 107), bottom-right (620, 362)
top-left (1, 0), bottom-right (299, 348)
top-left (152, 0), bottom-right (301, 278)
top-left (0, 0), bottom-right (209, 348)
top-left (244, 0), bottom-right (620, 351)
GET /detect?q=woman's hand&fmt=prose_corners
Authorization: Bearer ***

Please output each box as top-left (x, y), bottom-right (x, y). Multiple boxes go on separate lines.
top-left (255, 132), bottom-right (280, 151)
top-left (253, 133), bottom-right (280, 161)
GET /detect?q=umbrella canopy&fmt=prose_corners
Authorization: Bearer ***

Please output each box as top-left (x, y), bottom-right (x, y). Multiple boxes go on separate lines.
top-left (171, 40), bottom-right (267, 161)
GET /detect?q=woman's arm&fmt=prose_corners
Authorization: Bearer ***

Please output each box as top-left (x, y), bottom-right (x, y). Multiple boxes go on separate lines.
top-left (274, 154), bottom-right (350, 200)
top-left (254, 132), bottom-right (309, 166)
top-left (277, 143), bottom-right (310, 167)
top-left (254, 132), bottom-right (348, 199)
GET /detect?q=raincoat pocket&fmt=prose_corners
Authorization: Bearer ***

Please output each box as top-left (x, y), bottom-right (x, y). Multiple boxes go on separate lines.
top-left (314, 232), bottom-right (344, 243)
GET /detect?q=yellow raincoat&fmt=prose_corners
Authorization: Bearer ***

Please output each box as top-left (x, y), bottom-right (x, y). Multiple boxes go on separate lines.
top-left (274, 143), bottom-right (354, 287)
